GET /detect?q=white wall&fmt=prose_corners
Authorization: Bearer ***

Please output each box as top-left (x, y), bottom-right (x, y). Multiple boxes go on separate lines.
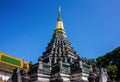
top-left (0, 71), bottom-right (12, 81)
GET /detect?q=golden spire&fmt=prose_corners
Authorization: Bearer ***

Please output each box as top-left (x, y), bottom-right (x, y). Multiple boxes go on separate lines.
top-left (55, 6), bottom-right (65, 33)
top-left (58, 6), bottom-right (62, 21)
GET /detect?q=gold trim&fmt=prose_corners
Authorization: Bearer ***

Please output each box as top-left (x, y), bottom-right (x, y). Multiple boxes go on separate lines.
top-left (0, 62), bottom-right (14, 73)
top-left (24, 62), bottom-right (29, 72)
top-left (0, 52), bottom-right (23, 68)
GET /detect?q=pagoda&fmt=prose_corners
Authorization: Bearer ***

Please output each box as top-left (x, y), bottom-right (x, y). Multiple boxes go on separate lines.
top-left (28, 7), bottom-right (92, 82)
top-left (29, 7), bottom-right (92, 82)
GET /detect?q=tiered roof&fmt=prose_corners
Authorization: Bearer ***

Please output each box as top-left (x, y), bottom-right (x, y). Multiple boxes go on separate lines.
top-left (0, 52), bottom-right (29, 73)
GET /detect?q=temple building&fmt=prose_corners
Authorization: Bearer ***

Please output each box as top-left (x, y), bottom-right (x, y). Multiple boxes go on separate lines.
top-left (10, 7), bottom-right (93, 82)
top-left (0, 52), bottom-right (29, 82)
top-left (0, 6), bottom-right (111, 82)
top-left (27, 7), bottom-right (92, 82)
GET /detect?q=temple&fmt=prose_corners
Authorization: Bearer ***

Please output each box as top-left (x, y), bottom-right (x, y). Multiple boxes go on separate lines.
top-left (27, 7), bottom-right (92, 82)
top-left (0, 6), bottom-right (111, 82)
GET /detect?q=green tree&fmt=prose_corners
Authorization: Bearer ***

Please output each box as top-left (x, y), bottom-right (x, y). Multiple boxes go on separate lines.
top-left (96, 47), bottom-right (120, 81)
top-left (106, 65), bottom-right (117, 80)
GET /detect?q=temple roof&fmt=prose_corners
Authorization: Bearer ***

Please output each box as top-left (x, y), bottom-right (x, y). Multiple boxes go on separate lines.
top-left (0, 52), bottom-right (29, 73)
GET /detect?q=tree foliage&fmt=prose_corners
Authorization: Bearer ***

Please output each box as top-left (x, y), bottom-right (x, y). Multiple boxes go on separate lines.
top-left (106, 65), bottom-right (117, 80)
top-left (96, 47), bottom-right (120, 81)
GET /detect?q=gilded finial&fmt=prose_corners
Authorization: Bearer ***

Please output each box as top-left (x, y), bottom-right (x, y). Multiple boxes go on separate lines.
top-left (55, 5), bottom-right (65, 34)
top-left (58, 5), bottom-right (62, 21)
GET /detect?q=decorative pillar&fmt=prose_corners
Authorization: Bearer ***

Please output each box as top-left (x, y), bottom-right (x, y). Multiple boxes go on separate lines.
top-left (90, 65), bottom-right (93, 72)
top-left (68, 66), bottom-right (70, 73)
top-left (16, 68), bottom-right (21, 82)
top-left (54, 57), bottom-right (57, 64)
top-left (65, 57), bottom-right (67, 63)
top-left (58, 57), bottom-right (62, 69)
top-left (49, 57), bottom-right (52, 70)
top-left (70, 58), bottom-right (73, 63)
top-left (49, 57), bottom-right (52, 65)
top-left (79, 60), bottom-right (83, 69)
top-left (38, 58), bottom-right (43, 69)
top-left (77, 57), bottom-right (82, 69)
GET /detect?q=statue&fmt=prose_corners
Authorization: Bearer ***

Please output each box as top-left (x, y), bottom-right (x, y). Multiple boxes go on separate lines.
top-left (99, 68), bottom-right (108, 82)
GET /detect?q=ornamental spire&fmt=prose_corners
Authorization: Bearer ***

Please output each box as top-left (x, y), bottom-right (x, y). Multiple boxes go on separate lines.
top-left (55, 6), bottom-right (65, 33)
top-left (58, 6), bottom-right (62, 21)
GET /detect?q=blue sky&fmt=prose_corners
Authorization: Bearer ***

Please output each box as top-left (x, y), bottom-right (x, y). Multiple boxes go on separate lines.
top-left (0, 0), bottom-right (120, 63)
